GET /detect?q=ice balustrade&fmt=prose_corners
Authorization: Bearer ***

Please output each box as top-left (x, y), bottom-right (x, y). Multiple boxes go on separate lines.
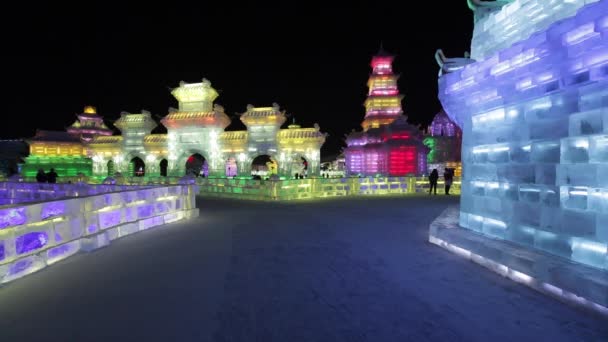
top-left (0, 182), bottom-right (155, 206)
top-left (0, 184), bottom-right (198, 284)
top-left (196, 176), bottom-right (461, 200)
top-left (439, 0), bottom-right (608, 270)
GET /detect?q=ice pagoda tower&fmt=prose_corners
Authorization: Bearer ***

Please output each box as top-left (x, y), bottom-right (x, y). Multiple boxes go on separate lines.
top-left (433, 0), bottom-right (607, 314)
top-left (344, 47), bottom-right (428, 176)
top-left (66, 106), bottom-right (113, 142)
top-left (361, 47), bottom-right (403, 131)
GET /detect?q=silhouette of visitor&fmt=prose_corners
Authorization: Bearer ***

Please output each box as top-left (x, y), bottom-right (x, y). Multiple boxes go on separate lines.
top-left (429, 169), bottom-right (439, 195)
top-left (36, 169), bottom-right (47, 183)
top-left (444, 169), bottom-right (454, 195)
top-left (46, 168), bottom-right (58, 184)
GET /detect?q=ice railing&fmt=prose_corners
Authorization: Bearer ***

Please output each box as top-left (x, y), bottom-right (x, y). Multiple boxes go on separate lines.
top-left (196, 176), bottom-right (461, 200)
top-left (0, 182), bottom-right (155, 206)
top-left (471, 0), bottom-right (598, 61)
top-left (0, 184), bottom-right (198, 284)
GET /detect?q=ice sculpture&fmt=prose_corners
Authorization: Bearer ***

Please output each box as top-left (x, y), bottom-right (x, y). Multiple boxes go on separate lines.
top-left (345, 47), bottom-right (429, 176)
top-left (440, 0), bottom-right (608, 271)
top-left (23, 81), bottom-right (326, 181)
top-left (424, 110), bottom-right (463, 177)
top-left (0, 183), bottom-right (199, 284)
top-left (469, 0), bottom-right (600, 61)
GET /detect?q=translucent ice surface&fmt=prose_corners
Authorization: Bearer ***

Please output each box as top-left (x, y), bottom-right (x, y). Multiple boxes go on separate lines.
top-left (471, 0), bottom-right (600, 61)
top-left (440, 0), bottom-right (608, 270)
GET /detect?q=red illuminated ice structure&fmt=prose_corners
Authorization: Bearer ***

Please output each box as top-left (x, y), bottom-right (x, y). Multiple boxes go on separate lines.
top-left (345, 47), bottom-right (428, 177)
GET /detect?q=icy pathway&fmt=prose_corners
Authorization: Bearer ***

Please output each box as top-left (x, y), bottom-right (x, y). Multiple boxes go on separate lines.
top-left (0, 195), bottom-right (605, 341)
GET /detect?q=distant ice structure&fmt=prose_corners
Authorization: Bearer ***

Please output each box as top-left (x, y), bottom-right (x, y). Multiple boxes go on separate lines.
top-left (439, 0), bottom-right (608, 271)
top-left (344, 48), bottom-right (429, 176)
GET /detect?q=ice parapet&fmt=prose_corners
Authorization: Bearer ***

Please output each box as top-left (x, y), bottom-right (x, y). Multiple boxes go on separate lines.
top-left (440, 0), bottom-right (608, 270)
top-left (0, 184), bottom-right (199, 284)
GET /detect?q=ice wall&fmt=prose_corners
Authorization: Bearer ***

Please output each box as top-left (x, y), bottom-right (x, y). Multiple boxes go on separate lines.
top-left (0, 184), bottom-right (198, 284)
top-left (196, 176), bottom-right (460, 200)
top-left (471, 0), bottom-right (599, 61)
top-left (0, 182), bottom-right (152, 205)
top-left (439, 1), bottom-right (608, 270)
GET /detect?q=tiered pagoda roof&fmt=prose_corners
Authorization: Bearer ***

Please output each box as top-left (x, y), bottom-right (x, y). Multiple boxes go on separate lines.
top-left (114, 111), bottom-right (158, 132)
top-left (277, 124), bottom-right (326, 147)
top-left (239, 104), bottom-right (287, 127)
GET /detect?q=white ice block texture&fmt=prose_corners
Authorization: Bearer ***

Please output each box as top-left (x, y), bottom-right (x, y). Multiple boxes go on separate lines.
top-left (471, 0), bottom-right (600, 61)
top-left (0, 184), bottom-right (199, 284)
top-left (440, 1), bottom-right (608, 271)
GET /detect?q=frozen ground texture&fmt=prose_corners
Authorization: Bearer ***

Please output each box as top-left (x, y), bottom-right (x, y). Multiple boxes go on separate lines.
top-left (0, 196), bottom-right (605, 341)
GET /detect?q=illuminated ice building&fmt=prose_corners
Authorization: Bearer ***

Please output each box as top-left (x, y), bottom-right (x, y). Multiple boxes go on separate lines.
top-left (344, 48), bottom-right (429, 176)
top-left (433, 0), bottom-right (607, 313)
top-left (23, 79), bottom-right (326, 180)
top-left (424, 110), bottom-right (463, 177)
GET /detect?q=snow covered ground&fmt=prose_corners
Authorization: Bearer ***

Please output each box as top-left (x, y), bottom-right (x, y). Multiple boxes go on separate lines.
top-left (0, 195), bottom-right (605, 341)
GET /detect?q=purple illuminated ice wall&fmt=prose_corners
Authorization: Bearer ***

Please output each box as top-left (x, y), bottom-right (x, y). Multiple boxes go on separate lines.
top-left (439, 1), bottom-right (608, 270)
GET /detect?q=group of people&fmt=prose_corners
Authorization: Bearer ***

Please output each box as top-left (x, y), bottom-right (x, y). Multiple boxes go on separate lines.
top-left (35, 168), bottom-right (58, 183)
top-left (428, 168), bottom-right (454, 195)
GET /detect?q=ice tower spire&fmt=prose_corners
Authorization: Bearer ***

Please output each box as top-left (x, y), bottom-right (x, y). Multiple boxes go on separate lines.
top-left (360, 48), bottom-right (404, 131)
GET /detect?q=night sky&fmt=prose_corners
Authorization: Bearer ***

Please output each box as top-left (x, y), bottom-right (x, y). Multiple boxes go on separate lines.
top-left (5, 2), bottom-right (472, 157)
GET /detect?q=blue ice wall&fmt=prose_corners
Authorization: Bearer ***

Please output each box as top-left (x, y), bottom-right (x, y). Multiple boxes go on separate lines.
top-left (439, 1), bottom-right (608, 270)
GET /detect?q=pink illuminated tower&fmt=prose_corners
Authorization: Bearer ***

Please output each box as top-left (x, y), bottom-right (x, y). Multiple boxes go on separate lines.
top-left (360, 46), bottom-right (404, 131)
top-left (344, 46), bottom-right (428, 177)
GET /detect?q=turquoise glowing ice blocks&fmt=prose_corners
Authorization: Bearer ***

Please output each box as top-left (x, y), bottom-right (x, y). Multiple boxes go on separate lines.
top-left (439, 1), bottom-right (608, 271)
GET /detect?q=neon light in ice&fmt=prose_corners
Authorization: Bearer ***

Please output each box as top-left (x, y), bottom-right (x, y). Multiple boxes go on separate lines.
top-left (564, 23), bottom-right (598, 46)
top-left (571, 239), bottom-right (608, 254)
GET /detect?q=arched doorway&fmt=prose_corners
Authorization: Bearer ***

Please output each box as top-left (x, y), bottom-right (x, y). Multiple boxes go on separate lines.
top-left (129, 157), bottom-right (145, 177)
top-left (107, 160), bottom-right (115, 176)
top-left (225, 157), bottom-right (237, 177)
top-left (291, 156), bottom-right (308, 178)
top-left (251, 155), bottom-right (277, 178)
top-left (159, 159), bottom-right (168, 177)
top-left (185, 153), bottom-right (207, 177)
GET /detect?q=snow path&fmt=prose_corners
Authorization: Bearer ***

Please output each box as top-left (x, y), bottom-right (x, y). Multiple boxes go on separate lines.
top-left (0, 195), bottom-right (605, 341)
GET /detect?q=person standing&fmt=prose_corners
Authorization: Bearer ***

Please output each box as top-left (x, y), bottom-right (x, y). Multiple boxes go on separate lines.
top-left (429, 169), bottom-right (439, 195)
top-left (46, 168), bottom-right (58, 184)
top-left (444, 168), bottom-right (454, 195)
top-left (36, 169), bottom-right (47, 183)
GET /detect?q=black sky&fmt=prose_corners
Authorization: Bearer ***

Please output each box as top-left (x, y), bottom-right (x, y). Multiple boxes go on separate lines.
top-left (5, 2), bottom-right (473, 156)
